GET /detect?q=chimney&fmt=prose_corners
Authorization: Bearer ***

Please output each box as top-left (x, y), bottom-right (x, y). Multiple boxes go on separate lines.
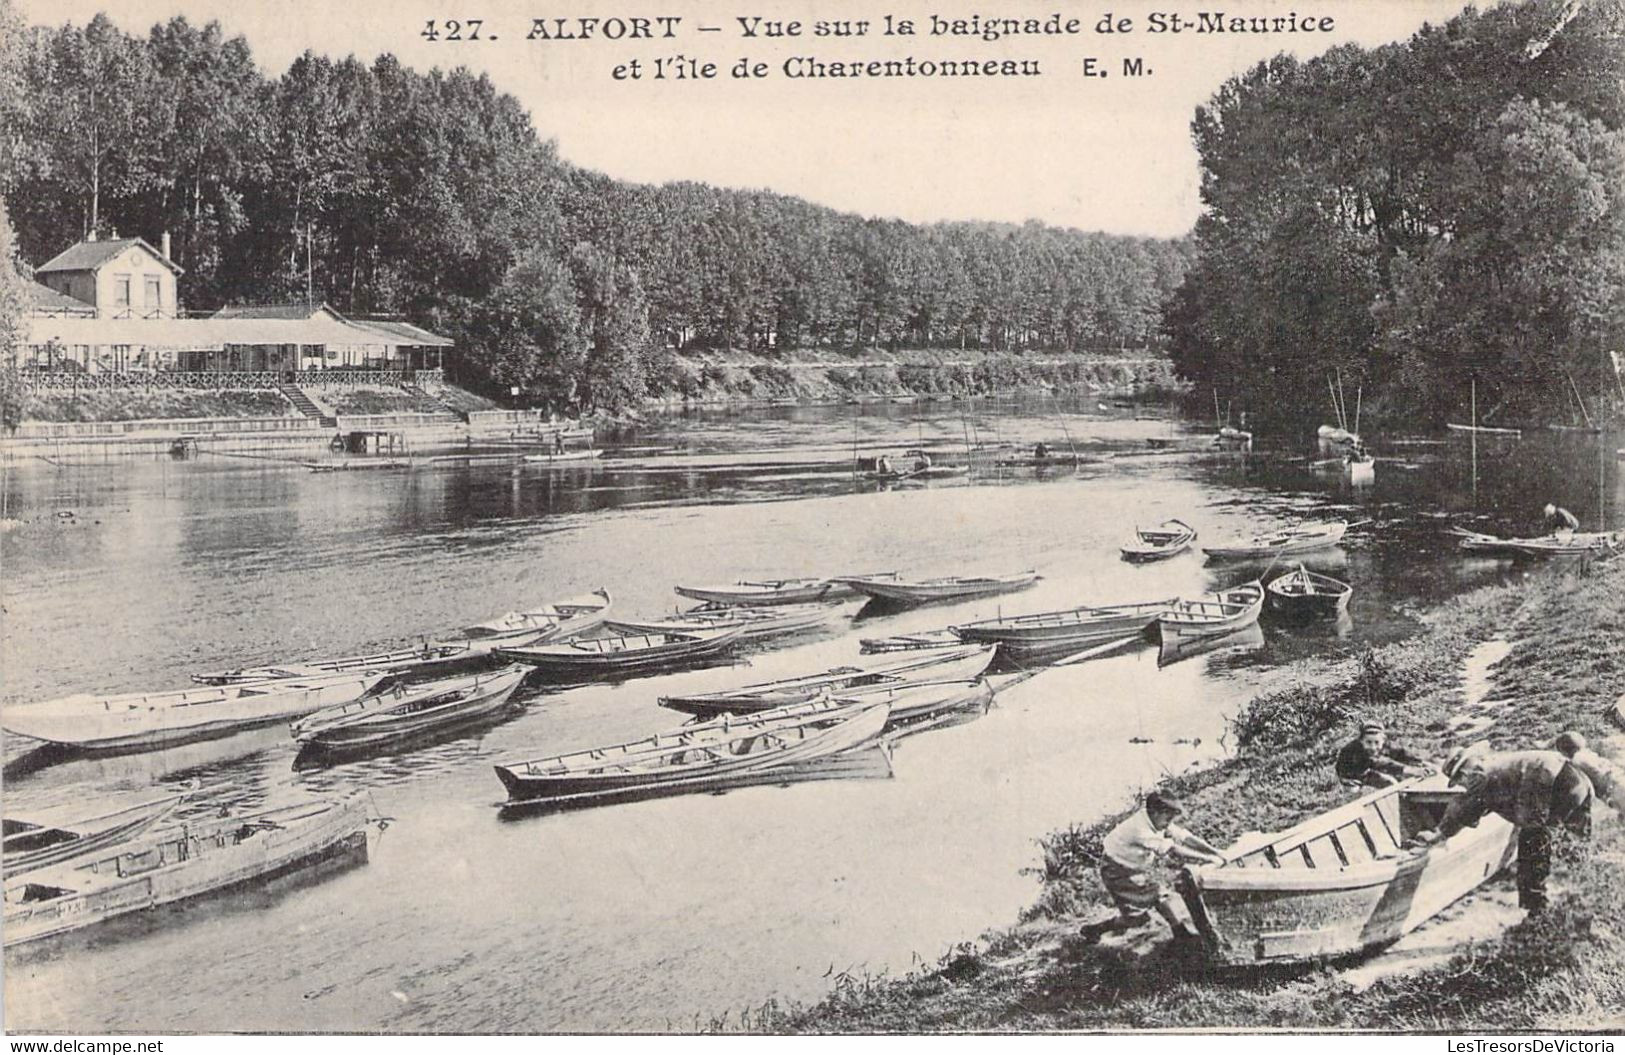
top-left (162, 231), bottom-right (171, 260)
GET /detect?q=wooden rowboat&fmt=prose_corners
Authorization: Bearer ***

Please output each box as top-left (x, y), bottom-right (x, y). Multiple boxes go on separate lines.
top-left (1446, 422), bottom-right (1522, 437)
top-left (1202, 521), bottom-right (1347, 561)
top-left (493, 700), bottom-right (890, 807)
top-left (522, 449), bottom-right (603, 464)
top-left (827, 678), bottom-right (994, 730)
top-left (836, 570), bottom-right (1039, 606)
top-left (1120, 519), bottom-right (1197, 563)
top-left (4, 798), bottom-right (371, 948)
top-left (495, 625), bottom-right (746, 678)
top-left (290, 666), bottom-right (530, 750)
top-left (1265, 565), bottom-right (1352, 619)
top-left (1178, 776), bottom-right (1517, 964)
top-left (1455, 530), bottom-right (1619, 558)
top-left (1158, 582), bottom-right (1264, 643)
top-left (193, 588), bottom-right (612, 685)
top-left (659, 644), bottom-right (996, 717)
top-left (605, 602), bottom-right (845, 642)
top-left (4, 793), bottom-right (186, 877)
top-left (674, 578), bottom-right (866, 606)
top-left (2, 673), bottom-right (382, 753)
top-left (951, 601), bottom-right (1172, 658)
top-left (858, 629), bottom-right (965, 654)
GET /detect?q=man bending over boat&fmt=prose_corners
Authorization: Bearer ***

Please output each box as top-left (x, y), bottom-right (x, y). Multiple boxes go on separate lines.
top-left (1543, 504), bottom-right (1579, 538)
top-left (1555, 731), bottom-right (1625, 813)
top-left (1079, 792), bottom-right (1225, 944)
top-left (1336, 721), bottom-right (1431, 788)
top-left (1410, 744), bottom-right (1593, 915)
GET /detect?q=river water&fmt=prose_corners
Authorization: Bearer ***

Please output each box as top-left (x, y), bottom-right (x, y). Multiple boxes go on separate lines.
top-left (2, 398), bottom-right (1618, 1032)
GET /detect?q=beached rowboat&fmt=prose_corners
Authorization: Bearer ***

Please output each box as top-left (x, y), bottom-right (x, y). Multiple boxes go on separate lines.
top-left (495, 625), bottom-right (746, 678)
top-left (1158, 582), bottom-right (1264, 643)
top-left (1178, 775), bottom-right (1517, 964)
top-left (193, 588), bottom-right (612, 685)
top-left (290, 666), bottom-right (530, 750)
top-left (1202, 521), bottom-right (1347, 561)
top-left (674, 578), bottom-right (867, 606)
top-left (2, 673), bottom-right (382, 753)
top-left (951, 601), bottom-right (1172, 658)
top-left (1455, 530), bottom-right (1619, 558)
top-left (4, 794), bottom-right (185, 877)
top-left (836, 570), bottom-right (1039, 605)
top-left (4, 798), bottom-right (370, 947)
top-left (1120, 519), bottom-right (1197, 563)
top-left (1265, 565), bottom-right (1352, 619)
top-left (605, 602), bottom-right (844, 641)
top-left (493, 700), bottom-right (890, 806)
top-left (659, 644), bottom-right (996, 717)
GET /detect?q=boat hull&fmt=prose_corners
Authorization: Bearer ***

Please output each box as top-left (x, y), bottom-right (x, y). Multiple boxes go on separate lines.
top-left (1159, 584), bottom-right (1264, 642)
top-left (1203, 523), bottom-right (1348, 562)
top-left (841, 573), bottom-right (1038, 605)
top-left (952, 603), bottom-right (1169, 657)
top-left (1458, 532), bottom-right (1618, 558)
top-left (4, 800), bottom-right (369, 947)
top-left (673, 580), bottom-right (860, 605)
top-left (292, 667), bottom-right (529, 750)
top-left (496, 627), bottom-right (745, 678)
top-left (1181, 781), bottom-right (1517, 964)
top-left (3, 796), bottom-right (184, 877)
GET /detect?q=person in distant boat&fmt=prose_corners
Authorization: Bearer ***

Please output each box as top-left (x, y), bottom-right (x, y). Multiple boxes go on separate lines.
top-left (1335, 721), bottom-right (1431, 788)
top-left (1554, 731), bottom-right (1624, 813)
top-left (1543, 503), bottom-right (1579, 538)
top-left (913, 451), bottom-right (931, 472)
top-left (1409, 743), bottom-right (1593, 914)
top-left (1078, 792), bottom-right (1225, 944)
top-left (1034, 442), bottom-right (1051, 461)
top-left (876, 455), bottom-right (893, 475)
top-left (553, 429), bottom-right (564, 454)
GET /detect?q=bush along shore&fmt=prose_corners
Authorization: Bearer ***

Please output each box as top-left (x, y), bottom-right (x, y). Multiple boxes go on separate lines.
top-left (754, 558), bottom-right (1625, 1032)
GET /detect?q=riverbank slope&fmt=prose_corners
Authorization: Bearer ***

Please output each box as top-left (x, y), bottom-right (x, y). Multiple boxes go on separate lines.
top-left (765, 558), bottom-right (1625, 1032)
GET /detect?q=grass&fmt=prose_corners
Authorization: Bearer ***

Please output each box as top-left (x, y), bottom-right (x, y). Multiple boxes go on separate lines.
top-left (747, 558), bottom-right (1625, 1032)
top-left (23, 388), bottom-right (296, 421)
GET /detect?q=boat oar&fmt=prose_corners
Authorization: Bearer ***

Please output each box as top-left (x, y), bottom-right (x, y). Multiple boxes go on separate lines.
top-left (1051, 634), bottom-right (1144, 667)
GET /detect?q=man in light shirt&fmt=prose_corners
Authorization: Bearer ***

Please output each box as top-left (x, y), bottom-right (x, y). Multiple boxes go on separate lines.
top-left (1079, 792), bottom-right (1225, 944)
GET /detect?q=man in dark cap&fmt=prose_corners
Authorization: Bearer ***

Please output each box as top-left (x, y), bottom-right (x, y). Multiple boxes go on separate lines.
top-left (1079, 791), bottom-right (1225, 943)
top-left (1543, 503), bottom-right (1580, 538)
top-left (1335, 720), bottom-right (1431, 788)
top-left (1411, 743), bottom-right (1594, 914)
top-left (1554, 731), bottom-right (1623, 813)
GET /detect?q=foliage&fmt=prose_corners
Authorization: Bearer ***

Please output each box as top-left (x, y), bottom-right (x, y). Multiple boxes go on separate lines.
top-left (1168, 0), bottom-right (1625, 427)
top-left (0, 193), bottom-right (31, 431)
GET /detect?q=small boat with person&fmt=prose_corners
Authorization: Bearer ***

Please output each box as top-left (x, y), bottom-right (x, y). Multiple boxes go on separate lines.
top-left (495, 625), bottom-right (747, 678)
top-left (492, 699), bottom-right (891, 808)
top-left (4, 793), bottom-right (186, 877)
top-left (290, 666), bottom-right (530, 751)
top-left (1265, 565), bottom-right (1352, 619)
top-left (659, 644), bottom-right (996, 717)
top-left (1178, 775), bottom-right (1516, 964)
top-left (4, 798), bottom-right (372, 947)
top-left (1120, 519), bottom-right (1197, 563)
top-left (836, 570), bottom-right (1039, 606)
top-left (1202, 521), bottom-right (1348, 561)
top-left (1454, 529), bottom-right (1619, 558)
top-left (1158, 581), bottom-right (1265, 643)
top-left (951, 600), bottom-right (1173, 658)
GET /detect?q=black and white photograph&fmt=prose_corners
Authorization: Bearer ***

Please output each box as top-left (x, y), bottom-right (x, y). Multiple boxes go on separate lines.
top-left (0, 0), bottom-right (1622, 1038)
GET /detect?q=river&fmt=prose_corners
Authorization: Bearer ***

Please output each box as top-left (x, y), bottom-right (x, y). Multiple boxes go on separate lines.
top-left (2, 398), bottom-right (1618, 1032)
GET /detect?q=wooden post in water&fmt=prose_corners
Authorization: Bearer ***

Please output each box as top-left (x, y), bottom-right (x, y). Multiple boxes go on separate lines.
top-left (1470, 376), bottom-right (1478, 503)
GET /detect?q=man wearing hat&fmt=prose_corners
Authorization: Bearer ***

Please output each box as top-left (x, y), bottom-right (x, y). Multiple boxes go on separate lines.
top-left (1554, 731), bottom-right (1624, 812)
top-left (1411, 744), bottom-right (1594, 914)
top-left (1079, 791), bottom-right (1225, 943)
top-left (1335, 720), bottom-right (1432, 788)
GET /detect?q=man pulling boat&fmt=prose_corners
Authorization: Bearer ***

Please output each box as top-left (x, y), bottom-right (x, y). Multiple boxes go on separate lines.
top-left (1078, 792), bottom-right (1224, 944)
top-left (1543, 503), bottom-right (1579, 539)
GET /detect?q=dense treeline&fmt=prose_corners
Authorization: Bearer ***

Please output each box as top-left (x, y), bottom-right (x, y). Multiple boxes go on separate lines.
top-left (1166, 0), bottom-right (1625, 427)
top-left (0, 3), bottom-right (1189, 412)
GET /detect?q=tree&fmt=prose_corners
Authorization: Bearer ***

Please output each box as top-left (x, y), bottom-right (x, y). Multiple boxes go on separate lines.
top-left (0, 194), bottom-right (33, 431)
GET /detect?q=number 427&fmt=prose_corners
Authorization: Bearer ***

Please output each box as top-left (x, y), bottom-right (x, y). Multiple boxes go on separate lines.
top-left (422, 19), bottom-right (485, 41)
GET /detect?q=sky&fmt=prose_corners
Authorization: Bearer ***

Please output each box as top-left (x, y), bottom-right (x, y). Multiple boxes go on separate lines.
top-left (15, 0), bottom-right (1483, 236)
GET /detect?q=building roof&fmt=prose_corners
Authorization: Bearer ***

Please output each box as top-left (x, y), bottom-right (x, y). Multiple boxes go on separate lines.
top-left (37, 237), bottom-right (184, 276)
top-left (25, 316), bottom-right (404, 350)
top-left (28, 281), bottom-right (96, 316)
top-left (347, 320), bottom-right (455, 347)
top-left (211, 303), bottom-right (345, 321)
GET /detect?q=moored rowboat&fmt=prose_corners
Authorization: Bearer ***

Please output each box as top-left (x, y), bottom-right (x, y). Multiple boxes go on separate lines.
top-left (951, 601), bottom-right (1172, 658)
top-left (492, 700), bottom-right (890, 806)
top-left (836, 570), bottom-right (1039, 605)
top-left (1265, 565), bottom-right (1352, 619)
top-left (1455, 530), bottom-right (1619, 558)
top-left (1202, 521), bottom-right (1347, 561)
top-left (1446, 422), bottom-right (1522, 437)
top-left (673, 578), bottom-right (866, 606)
top-left (1158, 582), bottom-right (1264, 643)
top-left (659, 644), bottom-right (996, 717)
top-left (290, 666), bottom-right (530, 750)
top-left (4, 798), bottom-right (371, 947)
top-left (2, 673), bottom-right (382, 753)
top-left (605, 602), bottom-right (844, 641)
top-left (495, 625), bottom-right (746, 678)
top-left (4, 794), bottom-right (186, 877)
top-left (1178, 776), bottom-right (1517, 964)
top-left (1120, 519), bottom-right (1197, 563)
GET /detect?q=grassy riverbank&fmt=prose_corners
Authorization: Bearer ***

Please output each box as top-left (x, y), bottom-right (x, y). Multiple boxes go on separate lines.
top-left (759, 558), bottom-right (1625, 1032)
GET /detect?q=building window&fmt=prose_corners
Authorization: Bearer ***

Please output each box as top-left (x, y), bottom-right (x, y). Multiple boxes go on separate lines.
top-left (144, 277), bottom-right (161, 311)
top-left (115, 275), bottom-right (131, 308)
